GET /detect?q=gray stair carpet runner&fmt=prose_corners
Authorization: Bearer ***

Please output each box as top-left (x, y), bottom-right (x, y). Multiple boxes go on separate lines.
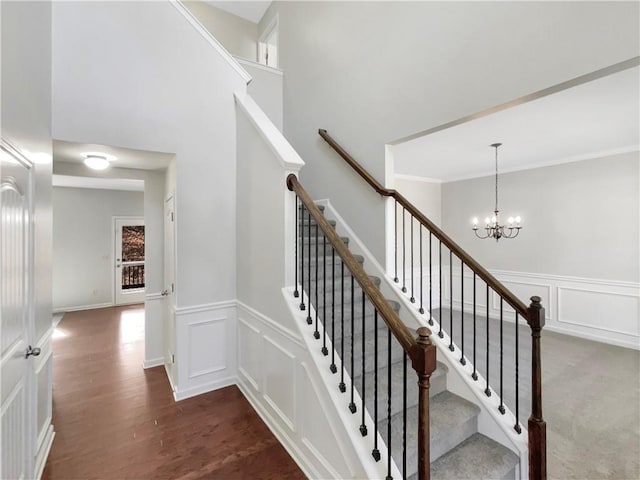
top-left (300, 205), bottom-right (518, 480)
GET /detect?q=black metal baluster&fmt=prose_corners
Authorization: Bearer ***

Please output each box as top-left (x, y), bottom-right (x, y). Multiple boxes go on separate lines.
top-left (300, 204), bottom-right (305, 311)
top-left (460, 260), bottom-right (466, 365)
top-left (419, 224), bottom-right (424, 314)
top-left (339, 262), bottom-right (346, 393)
top-left (472, 273), bottom-right (478, 381)
top-left (499, 298), bottom-right (505, 414)
top-left (401, 207), bottom-right (407, 293)
top-left (410, 216), bottom-right (415, 303)
top-left (294, 197), bottom-right (299, 298)
top-left (330, 248), bottom-right (337, 373)
top-left (438, 241), bottom-right (443, 338)
top-left (428, 233), bottom-right (433, 326)
top-left (394, 201), bottom-right (399, 283)
top-left (514, 311), bottom-right (521, 433)
top-left (402, 352), bottom-right (407, 478)
top-left (306, 208), bottom-right (312, 324)
top-left (321, 235), bottom-right (328, 350)
top-left (386, 326), bottom-right (393, 480)
top-left (314, 223), bottom-right (320, 338)
top-left (372, 309), bottom-right (381, 461)
top-left (485, 285), bottom-right (491, 397)
top-left (360, 291), bottom-right (367, 436)
top-left (349, 275), bottom-right (356, 413)
top-left (449, 251), bottom-right (454, 352)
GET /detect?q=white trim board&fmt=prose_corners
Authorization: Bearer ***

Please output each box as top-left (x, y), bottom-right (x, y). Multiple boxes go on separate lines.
top-left (170, 0), bottom-right (251, 84)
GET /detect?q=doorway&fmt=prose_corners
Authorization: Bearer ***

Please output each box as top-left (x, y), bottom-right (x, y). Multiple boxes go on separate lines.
top-left (114, 217), bottom-right (145, 305)
top-left (163, 195), bottom-right (176, 384)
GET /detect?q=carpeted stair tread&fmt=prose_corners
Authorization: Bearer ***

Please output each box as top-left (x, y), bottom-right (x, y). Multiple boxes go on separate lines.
top-left (379, 391), bottom-right (481, 479)
top-left (308, 275), bottom-right (381, 297)
top-left (342, 324), bottom-right (406, 375)
top-left (299, 218), bottom-right (336, 228)
top-left (299, 204), bottom-right (325, 212)
top-left (429, 433), bottom-right (519, 480)
top-left (301, 253), bottom-right (364, 268)
top-left (353, 360), bottom-right (448, 420)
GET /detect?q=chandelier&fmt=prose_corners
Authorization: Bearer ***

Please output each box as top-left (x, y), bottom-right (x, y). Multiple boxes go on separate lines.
top-left (472, 143), bottom-right (522, 241)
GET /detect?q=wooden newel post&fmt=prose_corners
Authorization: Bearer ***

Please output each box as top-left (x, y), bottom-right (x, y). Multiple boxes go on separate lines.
top-left (410, 326), bottom-right (437, 480)
top-left (527, 296), bottom-right (547, 480)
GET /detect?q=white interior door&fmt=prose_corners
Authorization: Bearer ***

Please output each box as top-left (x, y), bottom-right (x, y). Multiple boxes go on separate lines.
top-left (0, 144), bottom-right (34, 480)
top-left (163, 196), bottom-right (176, 383)
top-left (114, 217), bottom-right (145, 305)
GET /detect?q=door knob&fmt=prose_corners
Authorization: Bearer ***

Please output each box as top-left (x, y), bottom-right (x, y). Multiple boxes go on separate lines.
top-left (25, 345), bottom-right (41, 358)
top-left (161, 289), bottom-right (169, 296)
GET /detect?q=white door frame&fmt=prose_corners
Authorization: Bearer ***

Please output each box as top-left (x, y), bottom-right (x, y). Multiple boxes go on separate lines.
top-left (113, 216), bottom-right (145, 306)
top-left (163, 195), bottom-right (176, 386)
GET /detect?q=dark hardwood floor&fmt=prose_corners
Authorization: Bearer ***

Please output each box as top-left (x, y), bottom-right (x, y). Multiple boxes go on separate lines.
top-left (43, 305), bottom-right (305, 480)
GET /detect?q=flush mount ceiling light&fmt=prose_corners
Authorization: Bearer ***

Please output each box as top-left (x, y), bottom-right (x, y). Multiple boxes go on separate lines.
top-left (82, 152), bottom-right (116, 171)
top-left (471, 143), bottom-right (523, 241)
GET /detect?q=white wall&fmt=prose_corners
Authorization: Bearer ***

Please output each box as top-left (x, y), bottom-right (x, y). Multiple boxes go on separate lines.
top-left (52, 187), bottom-right (144, 311)
top-left (184, 1), bottom-right (258, 60)
top-left (237, 59), bottom-right (284, 131)
top-left (394, 176), bottom-right (442, 227)
top-left (1, 0), bottom-right (54, 476)
top-left (441, 152), bottom-right (639, 282)
top-left (260, 1), bottom-right (639, 265)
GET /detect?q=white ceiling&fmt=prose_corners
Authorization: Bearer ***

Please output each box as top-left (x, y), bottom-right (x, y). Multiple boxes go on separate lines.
top-left (205, 1), bottom-right (271, 23)
top-left (53, 140), bottom-right (174, 171)
top-left (393, 65), bottom-right (640, 183)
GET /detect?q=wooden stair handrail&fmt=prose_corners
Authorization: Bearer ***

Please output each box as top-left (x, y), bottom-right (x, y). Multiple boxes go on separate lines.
top-left (288, 173), bottom-right (416, 352)
top-left (288, 173), bottom-right (437, 480)
top-left (318, 128), bottom-right (528, 318)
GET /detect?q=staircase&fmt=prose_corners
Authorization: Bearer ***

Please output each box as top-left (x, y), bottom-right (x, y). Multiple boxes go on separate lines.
top-left (300, 205), bottom-right (519, 479)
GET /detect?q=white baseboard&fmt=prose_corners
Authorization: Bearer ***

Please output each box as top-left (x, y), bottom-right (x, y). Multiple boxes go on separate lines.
top-left (53, 302), bottom-right (112, 313)
top-left (143, 357), bottom-right (164, 369)
top-left (173, 375), bottom-right (236, 402)
top-left (35, 426), bottom-right (55, 480)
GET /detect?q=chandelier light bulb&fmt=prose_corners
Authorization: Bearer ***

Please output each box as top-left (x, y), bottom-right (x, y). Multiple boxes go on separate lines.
top-left (484, 217), bottom-right (490, 225)
top-left (508, 217), bottom-right (514, 224)
top-left (515, 216), bottom-right (521, 224)
top-left (491, 215), bottom-right (497, 224)
top-left (472, 217), bottom-right (478, 226)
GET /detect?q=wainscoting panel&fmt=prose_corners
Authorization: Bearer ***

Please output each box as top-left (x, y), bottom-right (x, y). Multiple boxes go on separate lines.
top-left (263, 335), bottom-right (296, 431)
top-left (441, 269), bottom-right (639, 349)
top-left (236, 298), bottom-right (377, 480)
top-left (188, 317), bottom-right (226, 378)
top-left (558, 287), bottom-right (639, 337)
top-left (237, 318), bottom-right (261, 391)
top-left (173, 301), bottom-right (236, 401)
